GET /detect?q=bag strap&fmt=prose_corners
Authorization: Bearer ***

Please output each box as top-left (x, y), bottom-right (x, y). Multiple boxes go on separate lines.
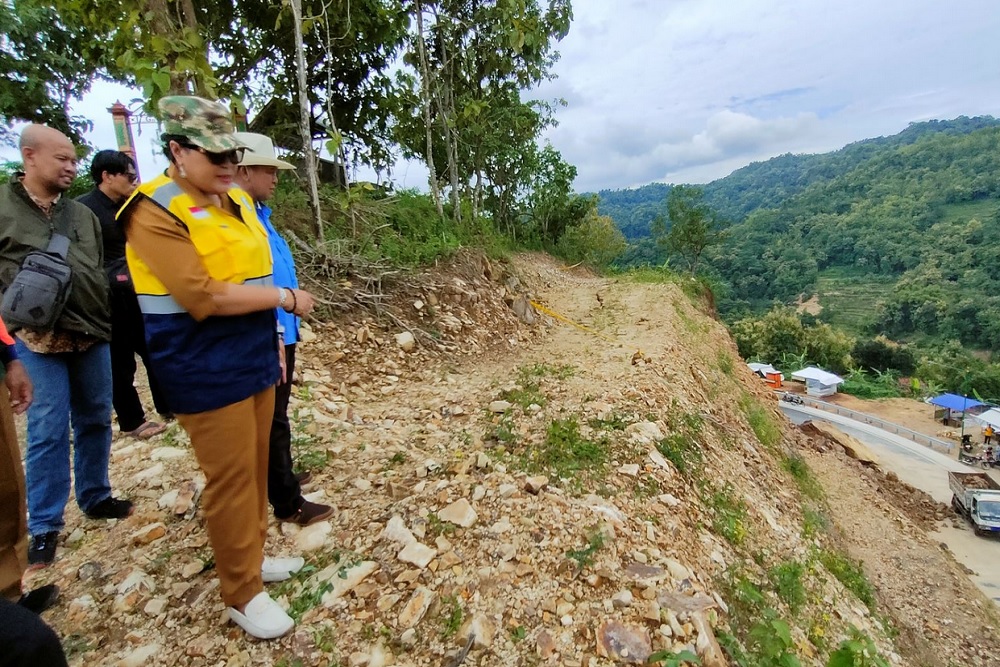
top-left (44, 202), bottom-right (73, 259)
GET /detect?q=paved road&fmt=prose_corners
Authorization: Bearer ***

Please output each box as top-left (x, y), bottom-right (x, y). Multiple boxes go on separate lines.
top-left (781, 404), bottom-right (1000, 604)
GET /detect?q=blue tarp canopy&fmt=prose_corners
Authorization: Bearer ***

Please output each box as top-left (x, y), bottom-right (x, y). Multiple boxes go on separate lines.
top-left (927, 393), bottom-right (985, 411)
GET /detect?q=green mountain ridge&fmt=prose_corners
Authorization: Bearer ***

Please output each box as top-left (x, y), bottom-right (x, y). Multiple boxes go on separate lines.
top-left (594, 115), bottom-right (1000, 350)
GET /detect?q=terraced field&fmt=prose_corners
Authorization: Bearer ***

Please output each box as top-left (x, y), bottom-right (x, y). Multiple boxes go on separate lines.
top-left (815, 268), bottom-right (896, 333)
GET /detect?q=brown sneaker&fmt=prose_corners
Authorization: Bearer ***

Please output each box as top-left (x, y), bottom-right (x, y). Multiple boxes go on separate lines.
top-left (279, 501), bottom-right (333, 526)
top-left (294, 471), bottom-right (312, 486)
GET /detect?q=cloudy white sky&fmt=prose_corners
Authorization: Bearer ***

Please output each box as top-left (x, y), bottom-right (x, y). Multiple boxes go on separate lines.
top-left (7, 0), bottom-right (1000, 194)
top-left (536, 0), bottom-right (1000, 191)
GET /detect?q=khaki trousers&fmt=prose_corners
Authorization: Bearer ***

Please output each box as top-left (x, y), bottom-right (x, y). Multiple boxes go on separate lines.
top-left (0, 385), bottom-right (27, 601)
top-left (177, 387), bottom-right (274, 607)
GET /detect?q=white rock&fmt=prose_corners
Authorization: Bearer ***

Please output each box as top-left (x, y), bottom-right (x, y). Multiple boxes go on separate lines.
top-left (612, 590), bottom-right (634, 608)
top-left (354, 478), bottom-right (373, 491)
top-left (665, 559), bottom-right (692, 581)
top-left (395, 332), bottom-right (416, 352)
top-left (527, 403), bottom-right (542, 413)
top-left (658, 493), bottom-right (681, 507)
top-left (472, 485), bottom-right (486, 502)
top-left (118, 644), bottom-right (161, 667)
top-left (65, 527), bottom-right (86, 546)
top-left (618, 464), bottom-right (641, 476)
top-left (560, 614), bottom-right (574, 626)
top-left (157, 490), bottom-right (179, 509)
top-left (143, 598), bottom-right (169, 615)
top-left (489, 400), bottom-right (513, 413)
top-left (498, 484), bottom-right (517, 497)
top-left (438, 499), bottom-right (478, 528)
top-left (398, 542), bottom-right (437, 569)
top-left (320, 561), bottom-right (380, 603)
top-left (524, 476), bottom-right (549, 494)
top-left (398, 587), bottom-right (436, 628)
top-left (151, 447), bottom-right (186, 460)
top-left (134, 463), bottom-right (164, 482)
top-left (296, 521), bottom-right (332, 552)
top-left (117, 569), bottom-right (154, 595)
top-left (460, 614), bottom-right (497, 649)
top-left (382, 516), bottom-right (416, 546)
top-left (626, 421), bottom-right (664, 445)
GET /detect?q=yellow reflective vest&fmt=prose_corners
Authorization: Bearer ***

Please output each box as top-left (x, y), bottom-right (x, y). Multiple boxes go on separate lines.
top-left (121, 174), bottom-right (278, 413)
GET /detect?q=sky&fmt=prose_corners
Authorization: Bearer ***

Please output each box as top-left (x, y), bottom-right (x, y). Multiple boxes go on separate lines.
top-left (7, 0), bottom-right (1000, 194)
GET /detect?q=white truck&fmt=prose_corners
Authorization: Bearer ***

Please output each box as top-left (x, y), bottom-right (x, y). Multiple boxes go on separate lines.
top-left (949, 471), bottom-right (1000, 536)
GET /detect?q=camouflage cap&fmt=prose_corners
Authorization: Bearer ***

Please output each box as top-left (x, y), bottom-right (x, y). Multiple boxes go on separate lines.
top-left (158, 96), bottom-right (247, 153)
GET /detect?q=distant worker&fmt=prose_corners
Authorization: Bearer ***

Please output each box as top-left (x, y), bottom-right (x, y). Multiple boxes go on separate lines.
top-left (77, 150), bottom-right (171, 439)
top-left (234, 132), bottom-right (333, 527)
top-left (0, 125), bottom-right (132, 570)
top-left (985, 425), bottom-right (994, 445)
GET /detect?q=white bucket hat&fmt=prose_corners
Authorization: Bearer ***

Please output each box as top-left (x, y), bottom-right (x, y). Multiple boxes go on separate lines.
top-left (234, 132), bottom-right (295, 170)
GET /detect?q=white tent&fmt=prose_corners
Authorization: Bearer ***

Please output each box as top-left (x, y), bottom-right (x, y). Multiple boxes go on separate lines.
top-left (747, 362), bottom-right (783, 380)
top-left (974, 408), bottom-right (1000, 429)
top-left (791, 366), bottom-right (845, 397)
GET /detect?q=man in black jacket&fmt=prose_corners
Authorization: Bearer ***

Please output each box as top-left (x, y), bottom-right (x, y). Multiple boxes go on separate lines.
top-left (78, 151), bottom-right (170, 439)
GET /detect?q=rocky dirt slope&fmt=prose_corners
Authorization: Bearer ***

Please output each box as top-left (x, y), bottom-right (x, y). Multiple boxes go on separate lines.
top-left (24, 252), bottom-right (1000, 666)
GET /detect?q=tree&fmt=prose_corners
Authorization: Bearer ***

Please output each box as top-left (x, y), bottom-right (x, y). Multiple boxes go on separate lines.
top-left (555, 208), bottom-right (627, 268)
top-left (0, 1), bottom-right (101, 144)
top-left (652, 185), bottom-right (725, 275)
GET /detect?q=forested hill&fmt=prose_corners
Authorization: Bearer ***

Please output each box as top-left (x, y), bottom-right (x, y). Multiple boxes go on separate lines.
top-left (595, 116), bottom-right (1000, 240)
top-left (596, 115), bottom-right (1000, 351)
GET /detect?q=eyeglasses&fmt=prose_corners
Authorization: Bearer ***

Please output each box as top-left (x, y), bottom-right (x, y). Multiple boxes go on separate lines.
top-left (179, 143), bottom-right (245, 166)
top-left (125, 172), bottom-right (138, 184)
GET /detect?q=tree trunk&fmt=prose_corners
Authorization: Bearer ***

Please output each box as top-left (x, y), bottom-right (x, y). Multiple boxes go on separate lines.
top-left (289, 0), bottom-right (324, 241)
top-left (414, 1), bottom-right (444, 218)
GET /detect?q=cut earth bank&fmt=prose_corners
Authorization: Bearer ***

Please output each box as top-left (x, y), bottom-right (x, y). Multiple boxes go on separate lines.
top-left (23, 251), bottom-right (1000, 666)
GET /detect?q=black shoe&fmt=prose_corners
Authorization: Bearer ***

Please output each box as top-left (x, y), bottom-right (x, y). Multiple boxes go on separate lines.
top-left (27, 532), bottom-right (59, 569)
top-left (294, 471), bottom-right (312, 485)
top-left (84, 496), bottom-right (134, 520)
top-left (17, 584), bottom-right (60, 614)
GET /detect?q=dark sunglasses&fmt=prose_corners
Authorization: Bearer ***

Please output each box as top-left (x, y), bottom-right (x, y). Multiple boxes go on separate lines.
top-left (125, 172), bottom-right (138, 183)
top-left (179, 142), bottom-right (245, 166)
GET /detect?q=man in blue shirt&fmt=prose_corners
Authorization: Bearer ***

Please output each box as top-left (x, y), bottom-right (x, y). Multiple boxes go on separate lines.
top-left (235, 133), bottom-right (332, 526)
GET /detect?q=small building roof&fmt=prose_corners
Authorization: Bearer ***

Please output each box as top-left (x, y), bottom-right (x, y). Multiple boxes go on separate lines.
top-left (790, 367), bottom-right (844, 385)
top-left (748, 362), bottom-right (782, 377)
top-left (974, 408), bottom-right (1000, 429)
top-left (926, 393), bottom-right (985, 411)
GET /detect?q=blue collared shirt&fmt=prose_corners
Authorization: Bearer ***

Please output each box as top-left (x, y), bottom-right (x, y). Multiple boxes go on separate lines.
top-left (257, 202), bottom-right (300, 345)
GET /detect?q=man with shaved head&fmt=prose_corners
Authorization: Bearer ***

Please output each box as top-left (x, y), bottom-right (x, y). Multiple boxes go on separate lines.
top-left (0, 125), bottom-right (130, 570)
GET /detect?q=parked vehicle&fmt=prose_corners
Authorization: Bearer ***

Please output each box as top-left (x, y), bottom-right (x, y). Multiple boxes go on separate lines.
top-left (781, 392), bottom-right (805, 405)
top-left (949, 471), bottom-right (1000, 536)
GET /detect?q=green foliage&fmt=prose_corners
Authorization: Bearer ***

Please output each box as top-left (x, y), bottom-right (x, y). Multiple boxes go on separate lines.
top-left (0, 2), bottom-right (99, 144)
top-left (802, 508), bottom-right (830, 538)
top-left (704, 484), bottom-right (749, 545)
top-left (781, 454), bottom-right (823, 501)
top-left (566, 526), bottom-right (605, 569)
top-left (656, 403), bottom-right (705, 476)
top-left (818, 550), bottom-right (877, 612)
top-left (533, 416), bottom-right (608, 479)
top-left (839, 369), bottom-right (904, 400)
top-left (732, 308), bottom-right (854, 374)
top-left (826, 628), bottom-right (891, 667)
top-left (440, 595), bottom-right (463, 639)
top-left (738, 393), bottom-right (782, 450)
top-left (651, 185), bottom-right (727, 275)
top-left (745, 612), bottom-right (802, 667)
top-left (851, 337), bottom-right (916, 375)
top-left (767, 561), bottom-right (807, 612)
top-left (555, 207), bottom-right (628, 268)
top-left (649, 649), bottom-right (701, 666)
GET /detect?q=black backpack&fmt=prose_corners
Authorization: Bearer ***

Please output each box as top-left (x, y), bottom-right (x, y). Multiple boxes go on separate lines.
top-left (1, 207), bottom-right (74, 330)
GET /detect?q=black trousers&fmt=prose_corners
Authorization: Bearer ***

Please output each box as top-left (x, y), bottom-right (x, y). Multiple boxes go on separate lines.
top-left (269, 344), bottom-right (304, 518)
top-left (0, 599), bottom-right (68, 667)
top-left (110, 288), bottom-right (170, 432)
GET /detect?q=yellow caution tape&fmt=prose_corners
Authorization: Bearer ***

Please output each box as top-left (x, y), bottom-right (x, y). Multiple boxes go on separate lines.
top-left (529, 300), bottom-right (619, 343)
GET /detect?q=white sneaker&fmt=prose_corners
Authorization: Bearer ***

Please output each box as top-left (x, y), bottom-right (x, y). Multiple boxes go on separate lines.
top-left (262, 556), bottom-right (305, 583)
top-left (228, 591), bottom-right (294, 639)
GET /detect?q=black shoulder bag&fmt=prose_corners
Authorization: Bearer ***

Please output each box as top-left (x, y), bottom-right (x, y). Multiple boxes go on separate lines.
top-left (1, 207), bottom-right (74, 330)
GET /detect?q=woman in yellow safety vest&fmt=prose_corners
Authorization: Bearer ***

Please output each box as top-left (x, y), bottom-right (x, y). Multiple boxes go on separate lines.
top-left (117, 96), bottom-right (315, 640)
